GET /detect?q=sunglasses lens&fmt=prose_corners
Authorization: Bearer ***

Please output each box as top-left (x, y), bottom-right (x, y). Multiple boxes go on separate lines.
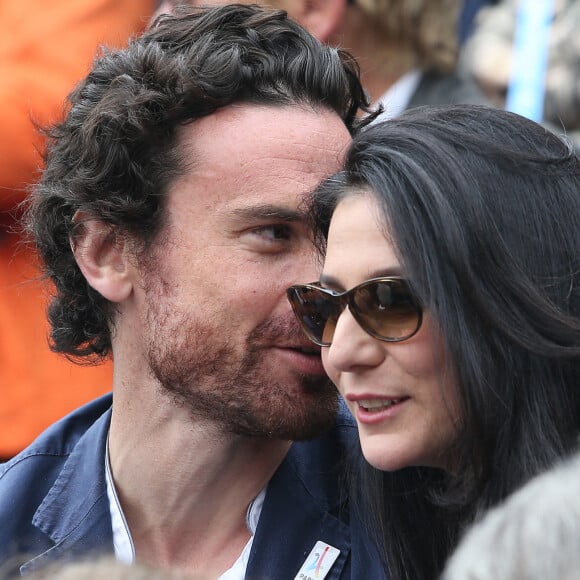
top-left (353, 279), bottom-right (420, 341)
top-left (288, 287), bottom-right (341, 346)
top-left (289, 278), bottom-right (421, 346)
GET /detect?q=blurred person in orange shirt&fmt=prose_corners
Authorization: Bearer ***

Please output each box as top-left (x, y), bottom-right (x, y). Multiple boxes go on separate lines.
top-left (0, 0), bottom-right (155, 459)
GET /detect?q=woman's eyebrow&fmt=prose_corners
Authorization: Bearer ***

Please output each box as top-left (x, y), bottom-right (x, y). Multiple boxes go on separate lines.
top-left (319, 267), bottom-right (404, 287)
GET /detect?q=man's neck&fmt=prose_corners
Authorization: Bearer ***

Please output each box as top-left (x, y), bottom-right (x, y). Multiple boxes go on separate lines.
top-left (108, 393), bottom-right (290, 577)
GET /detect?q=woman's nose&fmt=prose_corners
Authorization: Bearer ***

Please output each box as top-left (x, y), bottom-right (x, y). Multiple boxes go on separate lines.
top-left (324, 306), bottom-right (385, 373)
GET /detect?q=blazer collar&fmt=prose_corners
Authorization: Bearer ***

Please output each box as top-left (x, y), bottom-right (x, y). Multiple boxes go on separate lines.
top-left (21, 410), bottom-right (114, 574)
top-left (247, 424), bottom-right (355, 579)
top-left (21, 403), bottom-right (360, 579)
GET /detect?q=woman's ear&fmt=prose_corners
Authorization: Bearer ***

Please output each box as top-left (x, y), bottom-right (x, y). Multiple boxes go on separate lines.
top-left (71, 211), bottom-right (133, 303)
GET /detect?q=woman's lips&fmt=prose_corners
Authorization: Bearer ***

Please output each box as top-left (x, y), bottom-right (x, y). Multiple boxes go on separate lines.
top-left (346, 395), bottom-right (410, 424)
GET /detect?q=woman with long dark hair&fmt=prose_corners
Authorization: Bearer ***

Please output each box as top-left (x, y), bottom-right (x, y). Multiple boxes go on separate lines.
top-left (287, 105), bottom-right (580, 579)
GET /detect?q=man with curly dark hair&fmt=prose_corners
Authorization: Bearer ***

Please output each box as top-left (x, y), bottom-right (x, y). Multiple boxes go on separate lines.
top-left (0, 5), bottom-right (383, 578)
top-left (159, 0), bottom-right (487, 119)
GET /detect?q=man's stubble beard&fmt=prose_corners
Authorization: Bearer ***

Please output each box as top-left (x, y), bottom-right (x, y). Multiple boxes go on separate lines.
top-left (144, 297), bottom-right (338, 441)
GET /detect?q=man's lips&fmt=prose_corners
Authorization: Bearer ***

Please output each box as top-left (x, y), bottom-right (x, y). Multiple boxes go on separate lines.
top-left (276, 342), bottom-right (321, 355)
top-left (274, 345), bottom-right (325, 375)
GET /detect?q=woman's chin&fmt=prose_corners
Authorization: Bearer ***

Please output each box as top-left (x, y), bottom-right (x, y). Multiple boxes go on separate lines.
top-left (359, 438), bottom-right (412, 472)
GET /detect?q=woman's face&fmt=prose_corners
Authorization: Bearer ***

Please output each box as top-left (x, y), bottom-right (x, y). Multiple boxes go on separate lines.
top-left (320, 192), bottom-right (461, 471)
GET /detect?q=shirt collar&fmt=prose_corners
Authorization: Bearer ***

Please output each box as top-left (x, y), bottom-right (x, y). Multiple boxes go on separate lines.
top-left (105, 436), bottom-right (266, 578)
top-left (375, 69), bottom-right (423, 120)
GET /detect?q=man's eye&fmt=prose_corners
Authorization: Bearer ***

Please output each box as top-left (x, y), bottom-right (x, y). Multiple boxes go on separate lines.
top-left (253, 224), bottom-right (292, 241)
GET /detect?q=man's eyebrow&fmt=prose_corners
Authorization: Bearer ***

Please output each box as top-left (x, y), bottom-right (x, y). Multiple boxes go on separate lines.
top-left (228, 204), bottom-right (305, 222)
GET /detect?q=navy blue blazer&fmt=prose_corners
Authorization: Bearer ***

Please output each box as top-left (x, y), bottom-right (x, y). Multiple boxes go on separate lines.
top-left (0, 394), bottom-right (385, 579)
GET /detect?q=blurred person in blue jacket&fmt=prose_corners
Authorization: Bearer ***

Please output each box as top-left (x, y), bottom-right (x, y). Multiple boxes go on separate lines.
top-left (461, 0), bottom-right (580, 148)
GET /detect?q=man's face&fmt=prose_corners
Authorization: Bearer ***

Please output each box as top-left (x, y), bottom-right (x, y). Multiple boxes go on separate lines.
top-left (137, 104), bottom-right (351, 440)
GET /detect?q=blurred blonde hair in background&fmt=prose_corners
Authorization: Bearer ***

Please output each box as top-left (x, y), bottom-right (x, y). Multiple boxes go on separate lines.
top-left (355, 0), bottom-right (461, 73)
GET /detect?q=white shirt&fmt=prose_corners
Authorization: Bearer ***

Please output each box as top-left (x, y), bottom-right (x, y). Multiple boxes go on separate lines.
top-left (105, 442), bottom-right (266, 579)
top-left (375, 69), bottom-right (423, 121)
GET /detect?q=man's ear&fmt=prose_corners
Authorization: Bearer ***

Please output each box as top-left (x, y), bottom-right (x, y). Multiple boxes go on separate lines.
top-left (297, 0), bottom-right (346, 42)
top-left (71, 212), bottom-right (133, 304)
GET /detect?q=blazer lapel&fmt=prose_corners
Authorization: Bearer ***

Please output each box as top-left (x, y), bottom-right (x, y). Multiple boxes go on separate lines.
top-left (20, 411), bottom-right (114, 575)
top-left (246, 430), bottom-right (352, 580)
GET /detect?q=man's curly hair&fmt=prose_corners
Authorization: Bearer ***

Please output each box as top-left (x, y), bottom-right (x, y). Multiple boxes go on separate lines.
top-left (26, 3), bottom-right (372, 361)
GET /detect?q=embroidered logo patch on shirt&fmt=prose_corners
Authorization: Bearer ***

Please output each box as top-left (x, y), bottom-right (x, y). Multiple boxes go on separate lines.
top-left (294, 540), bottom-right (341, 580)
